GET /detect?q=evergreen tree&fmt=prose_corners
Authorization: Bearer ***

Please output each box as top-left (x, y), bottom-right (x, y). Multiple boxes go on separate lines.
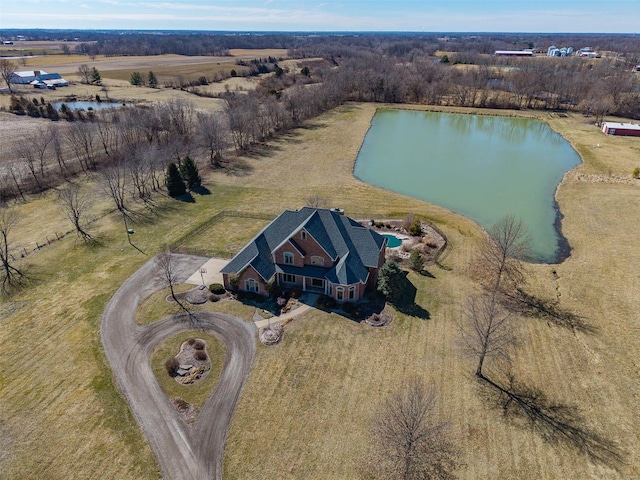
top-left (90, 67), bottom-right (102, 85)
top-left (147, 71), bottom-right (158, 88)
top-left (408, 249), bottom-right (424, 272)
top-left (166, 162), bottom-right (186, 197)
top-left (46, 103), bottom-right (59, 121)
top-left (179, 156), bottom-right (202, 190)
top-left (129, 71), bottom-right (143, 86)
top-left (377, 260), bottom-right (404, 302)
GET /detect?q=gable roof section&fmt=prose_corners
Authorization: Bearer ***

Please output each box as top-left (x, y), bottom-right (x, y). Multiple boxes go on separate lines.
top-left (221, 207), bottom-right (385, 285)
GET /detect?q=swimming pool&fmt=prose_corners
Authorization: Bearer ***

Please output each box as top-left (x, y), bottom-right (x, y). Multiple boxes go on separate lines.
top-left (382, 233), bottom-right (402, 248)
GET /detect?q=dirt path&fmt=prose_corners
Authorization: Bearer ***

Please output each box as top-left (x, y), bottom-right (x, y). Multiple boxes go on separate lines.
top-left (101, 254), bottom-right (255, 480)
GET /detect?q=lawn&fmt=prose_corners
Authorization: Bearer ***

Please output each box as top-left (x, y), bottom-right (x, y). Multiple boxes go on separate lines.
top-left (0, 102), bottom-right (638, 479)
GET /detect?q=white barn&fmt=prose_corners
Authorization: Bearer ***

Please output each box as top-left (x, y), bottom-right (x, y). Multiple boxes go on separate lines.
top-left (10, 70), bottom-right (48, 84)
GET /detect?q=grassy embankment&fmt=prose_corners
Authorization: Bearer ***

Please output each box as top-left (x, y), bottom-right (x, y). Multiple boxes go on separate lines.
top-left (0, 103), bottom-right (638, 479)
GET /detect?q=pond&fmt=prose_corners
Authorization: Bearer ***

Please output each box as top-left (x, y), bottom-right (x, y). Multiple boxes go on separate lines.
top-left (52, 101), bottom-right (125, 111)
top-left (354, 109), bottom-right (581, 263)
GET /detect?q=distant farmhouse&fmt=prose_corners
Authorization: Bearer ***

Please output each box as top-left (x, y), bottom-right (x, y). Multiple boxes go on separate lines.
top-left (494, 50), bottom-right (534, 57)
top-left (10, 70), bottom-right (68, 88)
top-left (221, 207), bottom-right (387, 302)
top-left (601, 122), bottom-right (640, 137)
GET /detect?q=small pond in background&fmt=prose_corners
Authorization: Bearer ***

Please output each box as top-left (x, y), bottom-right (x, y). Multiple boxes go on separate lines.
top-left (354, 109), bottom-right (582, 263)
top-left (52, 101), bottom-right (126, 111)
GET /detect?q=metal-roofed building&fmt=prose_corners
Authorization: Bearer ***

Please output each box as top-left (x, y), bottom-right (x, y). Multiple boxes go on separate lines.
top-left (221, 207), bottom-right (387, 302)
top-left (601, 122), bottom-right (640, 137)
top-left (10, 70), bottom-right (48, 84)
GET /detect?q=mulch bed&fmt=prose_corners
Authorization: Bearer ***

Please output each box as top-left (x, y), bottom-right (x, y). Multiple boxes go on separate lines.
top-left (171, 338), bottom-right (211, 385)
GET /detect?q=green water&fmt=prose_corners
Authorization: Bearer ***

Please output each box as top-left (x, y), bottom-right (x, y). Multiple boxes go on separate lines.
top-left (354, 109), bottom-right (581, 263)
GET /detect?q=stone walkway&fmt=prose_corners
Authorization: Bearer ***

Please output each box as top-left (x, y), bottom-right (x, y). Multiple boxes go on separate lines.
top-left (253, 294), bottom-right (318, 329)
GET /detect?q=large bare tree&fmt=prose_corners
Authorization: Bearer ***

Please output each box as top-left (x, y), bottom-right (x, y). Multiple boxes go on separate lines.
top-left (361, 378), bottom-right (459, 480)
top-left (155, 253), bottom-right (198, 325)
top-left (57, 184), bottom-right (93, 242)
top-left (197, 111), bottom-right (227, 168)
top-left (0, 205), bottom-right (25, 292)
top-left (473, 215), bottom-right (530, 301)
top-left (0, 59), bottom-right (18, 92)
top-left (77, 64), bottom-right (91, 84)
top-left (458, 294), bottom-right (516, 378)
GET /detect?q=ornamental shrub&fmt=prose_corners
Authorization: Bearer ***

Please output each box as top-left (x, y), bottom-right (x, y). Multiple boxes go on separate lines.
top-left (165, 357), bottom-right (180, 376)
top-left (209, 283), bottom-right (226, 294)
top-left (194, 350), bottom-right (207, 361)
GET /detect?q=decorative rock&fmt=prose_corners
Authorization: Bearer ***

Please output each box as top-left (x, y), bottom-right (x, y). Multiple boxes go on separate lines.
top-left (179, 364), bottom-right (193, 370)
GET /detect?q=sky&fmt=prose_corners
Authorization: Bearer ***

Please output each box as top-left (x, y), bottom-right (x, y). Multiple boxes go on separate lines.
top-left (1, 0), bottom-right (639, 33)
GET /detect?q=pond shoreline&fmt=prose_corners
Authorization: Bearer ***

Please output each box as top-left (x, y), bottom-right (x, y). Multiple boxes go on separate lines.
top-left (352, 105), bottom-right (582, 265)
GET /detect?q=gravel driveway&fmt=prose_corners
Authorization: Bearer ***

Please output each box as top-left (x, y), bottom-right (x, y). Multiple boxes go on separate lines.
top-left (101, 254), bottom-right (255, 480)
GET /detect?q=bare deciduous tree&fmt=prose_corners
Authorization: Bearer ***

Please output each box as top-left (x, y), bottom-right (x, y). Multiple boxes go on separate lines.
top-left (197, 111), bottom-right (227, 168)
top-left (305, 194), bottom-right (330, 209)
top-left (361, 378), bottom-right (459, 480)
top-left (77, 64), bottom-right (91, 84)
top-left (49, 124), bottom-right (69, 176)
top-left (0, 59), bottom-right (18, 92)
top-left (16, 142), bottom-right (44, 192)
top-left (57, 184), bottom-right (93, 242)
top-left (65, 122), bottom-right (97, 172)
top-left (0, 205), bottom-right (25, 292)
top-left (458, 294), bottom-right (516, 378)
top-left (473, 215), bottom-right (530, 301)
top-left (156, 252), bottom-right (198, 325)
top-left (7, 162), bottom-right (26, 203)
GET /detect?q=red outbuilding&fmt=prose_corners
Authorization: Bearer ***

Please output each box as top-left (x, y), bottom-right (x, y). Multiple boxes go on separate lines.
top-left (601, 122), bottom-right (640, 137)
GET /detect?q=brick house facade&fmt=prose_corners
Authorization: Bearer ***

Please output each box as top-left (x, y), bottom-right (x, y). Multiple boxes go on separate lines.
top-left (221, 208), bottom-right (387, 302)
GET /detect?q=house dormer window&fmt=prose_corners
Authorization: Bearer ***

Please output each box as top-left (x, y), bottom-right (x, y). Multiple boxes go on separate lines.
top-left (283, 252), bottom-right (294, 265)
top-left (301, 231), bottom-right (307, 240)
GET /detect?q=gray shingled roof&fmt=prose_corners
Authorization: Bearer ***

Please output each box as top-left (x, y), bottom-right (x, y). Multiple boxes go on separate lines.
top-left (221, 207), bottom-right (385, 285)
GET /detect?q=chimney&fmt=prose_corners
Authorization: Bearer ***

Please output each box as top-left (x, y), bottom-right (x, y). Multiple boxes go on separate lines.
top-left (330, 208), bottom-right (344, 215)
top-left (34, 70), bottom-right (40, 77)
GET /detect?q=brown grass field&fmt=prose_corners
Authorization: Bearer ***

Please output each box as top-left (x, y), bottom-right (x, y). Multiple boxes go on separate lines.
top-left (0, 96), bottom-right (639, 480)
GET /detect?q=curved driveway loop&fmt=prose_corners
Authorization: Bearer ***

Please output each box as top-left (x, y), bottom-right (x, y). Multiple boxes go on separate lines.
top-left (101, 254), bottom-right (256, 480)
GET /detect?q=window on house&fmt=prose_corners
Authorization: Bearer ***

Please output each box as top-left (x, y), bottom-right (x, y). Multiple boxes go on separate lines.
top-left (283, 273), bottom-right (296, 283)
top-left (283, 252), bottom-right (294, 265)
top-left (349, 286), bottom-right (356, 300)
top-left (245, 278), bottom-right (259, 293)
top-left (336, 287), bottom-right (344, 301)
top-left (310, 256), bottom-right (324, 266)
top-left (301, 231), bottom-right (307, 240)
top-left (311, 278), bottom-right (324, 288)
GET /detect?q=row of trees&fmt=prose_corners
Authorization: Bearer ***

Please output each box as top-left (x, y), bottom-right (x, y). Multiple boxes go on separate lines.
top-left (1, 98), bottom-right (219, 201)
top-left (129, 71), bottom-right (158, 88)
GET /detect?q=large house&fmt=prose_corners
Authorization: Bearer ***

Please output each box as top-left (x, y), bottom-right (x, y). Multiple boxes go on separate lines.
top-left (221, 207), bottom-right (387, 302)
